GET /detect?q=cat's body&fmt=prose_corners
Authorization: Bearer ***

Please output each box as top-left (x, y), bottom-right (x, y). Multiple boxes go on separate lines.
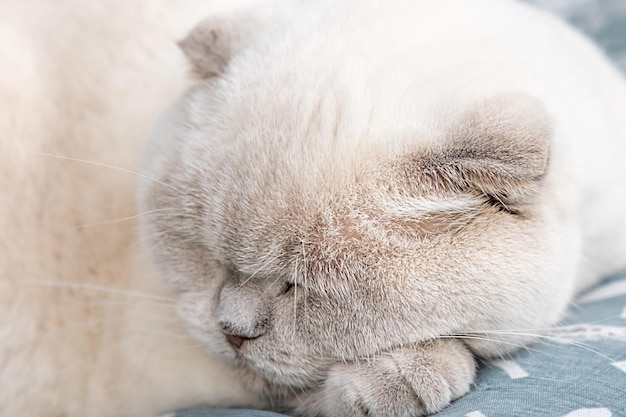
top-left (0, 1), bottom-right (260, 416)
top-left (2, 0), bottom-right (626, 416)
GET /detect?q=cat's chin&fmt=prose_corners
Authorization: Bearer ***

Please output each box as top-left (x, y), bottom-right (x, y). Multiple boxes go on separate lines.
top-left (215, 349), bottom-right (327, 396)
top-left (211, 354), bottom-right (330, 410)
top-left (188, 331), bottom-right (329, 394)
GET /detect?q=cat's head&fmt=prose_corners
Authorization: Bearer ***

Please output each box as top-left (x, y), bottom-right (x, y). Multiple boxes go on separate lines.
top-left (139, 2), bottom-right (555, 394)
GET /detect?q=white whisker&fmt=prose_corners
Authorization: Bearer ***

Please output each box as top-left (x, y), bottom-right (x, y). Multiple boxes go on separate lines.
top-left (440, 334), bottom-right (550, 358)
top-left (472, 329), bottom-right (616, 362)
top-left (3, 280), bottom-right (174, 302)
top-left (261, 274), bottom-right (284, 297)
top-left (239, 254), bottom-right (282, 288)
top-left (66, 207), bottom-right (182, 230)
top-left (287, 385), bottom-right (304, 407)
top-left (301, 240), bottom-right (309, 322)
top-left (31, 151), bottom-right (183, 194)
top-left (59, 297), bottom-right (177, 310)
top-left (123, 224), bottom-right (177, 252)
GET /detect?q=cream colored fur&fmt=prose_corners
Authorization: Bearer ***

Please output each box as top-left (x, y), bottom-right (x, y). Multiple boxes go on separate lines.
top-left (3, 0), bottom-right (626, 416)
top-left (0, 1), bottom-right (261, 416)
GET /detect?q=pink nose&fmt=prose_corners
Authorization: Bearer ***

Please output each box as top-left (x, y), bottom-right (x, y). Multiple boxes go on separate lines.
top-left (225, 334), bottom-right (249, 350)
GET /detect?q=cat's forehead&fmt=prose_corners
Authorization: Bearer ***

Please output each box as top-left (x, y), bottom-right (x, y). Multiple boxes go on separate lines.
top-left (180, 89), bottom-right (495, 277)
top-left (185, 39), bottom-right (452, 155)
top-left (183, 75), bottom-right (446, 216)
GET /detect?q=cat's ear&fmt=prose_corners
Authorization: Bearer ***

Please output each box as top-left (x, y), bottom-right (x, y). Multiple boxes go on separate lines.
top-left (404, 94), bottom-right (551, 209)
top-left (178, 11), bottom-right (261, 79)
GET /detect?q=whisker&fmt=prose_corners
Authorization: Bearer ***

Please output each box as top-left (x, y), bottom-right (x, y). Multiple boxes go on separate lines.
top-left (3, 280), bottom-right (174, 302)
top-left (545, 337), bottom-right (615, 362)
top-left (261, 274), bottom-right (285, 297)
top-left (58, 297), bottom-right (178, 310)
top-left (301, 240), bottom-right (309, 322)
top-left (31, 327), bottom-right (202, 377)
top-left (470, 318), bottom-right (621, 333)
top-left (287, 385), bottom-right (304, 407)
top-left (31, 151), bottom-right (183, 194)
top-left (239, 254), bottom-right (282, 288)
top-left (441, 334), bottom-right (553, 358)
top-left (122, 224), bottom-right (177, 252)
top-left (66, 207), bottom-right (182, 230)
top-left (474, 329), bottom-right (616, 362)
top-left (41, 314), bottom-right (189, 335)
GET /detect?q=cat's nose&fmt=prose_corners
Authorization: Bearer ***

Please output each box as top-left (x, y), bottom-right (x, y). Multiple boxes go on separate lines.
top-left (219, 323), bottom-right (264, 350)
top-left (216, 278), bottom-right (271, 350)
top-left (224, 333), bottom-right (253, 350)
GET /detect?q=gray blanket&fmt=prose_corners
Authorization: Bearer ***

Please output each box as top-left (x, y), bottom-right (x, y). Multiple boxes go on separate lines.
top-left (526, 0), bottom-right (626, 72)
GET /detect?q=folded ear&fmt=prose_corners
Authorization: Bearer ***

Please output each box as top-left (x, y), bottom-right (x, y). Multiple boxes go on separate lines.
top-left (404, 94), bottom-right (551, 210)
top-left (178, 9), bottom-right (263, 79)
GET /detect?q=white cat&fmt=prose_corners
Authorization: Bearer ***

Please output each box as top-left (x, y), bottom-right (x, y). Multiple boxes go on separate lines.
top-left (2, 0), bottom-right (626, 416)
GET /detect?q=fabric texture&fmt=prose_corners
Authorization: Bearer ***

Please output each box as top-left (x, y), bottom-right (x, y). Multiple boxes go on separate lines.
top-left (525, 0), bottom-right (626, 73)
top-left (171, 1), bottom-right (626, 416)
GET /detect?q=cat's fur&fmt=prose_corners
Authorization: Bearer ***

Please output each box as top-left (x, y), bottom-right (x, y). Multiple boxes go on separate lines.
top-left (3, 0), bottom-right (626, 416)
top-left (0, 1), bottom-right (259, 416)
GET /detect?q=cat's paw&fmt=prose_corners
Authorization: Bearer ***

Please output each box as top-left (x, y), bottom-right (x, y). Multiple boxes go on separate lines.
top-left (294, 339), bottom-right (475, 417)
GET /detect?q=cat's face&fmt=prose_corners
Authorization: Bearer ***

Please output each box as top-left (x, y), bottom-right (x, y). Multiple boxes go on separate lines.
top-left (139, 3), bottom-right (556, 393)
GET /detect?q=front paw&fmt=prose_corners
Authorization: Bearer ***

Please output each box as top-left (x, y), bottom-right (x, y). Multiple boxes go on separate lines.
top-left (294, 339), bottom-right (475, 417)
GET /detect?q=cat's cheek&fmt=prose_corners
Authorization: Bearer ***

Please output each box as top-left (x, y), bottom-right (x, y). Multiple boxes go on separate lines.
top-left (236, 335), bottom-right (326, 389)
top-left (176, 291), bottom-right (237, 361)
top-left (231, 313), bottom-right (330, 389)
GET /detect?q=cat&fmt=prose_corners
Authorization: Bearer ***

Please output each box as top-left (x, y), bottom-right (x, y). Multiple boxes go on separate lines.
top-left (2, 1), bottom-right (626, 417)
top-left (139, 0), bottom-right (626, 415)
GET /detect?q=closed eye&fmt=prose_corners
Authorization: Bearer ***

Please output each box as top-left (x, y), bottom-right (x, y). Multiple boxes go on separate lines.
top-left (485, 193), bottom-right (520, 215)
top-left (280, 281), bottom-right (295, 295)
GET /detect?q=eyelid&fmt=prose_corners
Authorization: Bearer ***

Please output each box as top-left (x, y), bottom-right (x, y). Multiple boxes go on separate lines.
top-left (280, 281), bottom-right (295, 295)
